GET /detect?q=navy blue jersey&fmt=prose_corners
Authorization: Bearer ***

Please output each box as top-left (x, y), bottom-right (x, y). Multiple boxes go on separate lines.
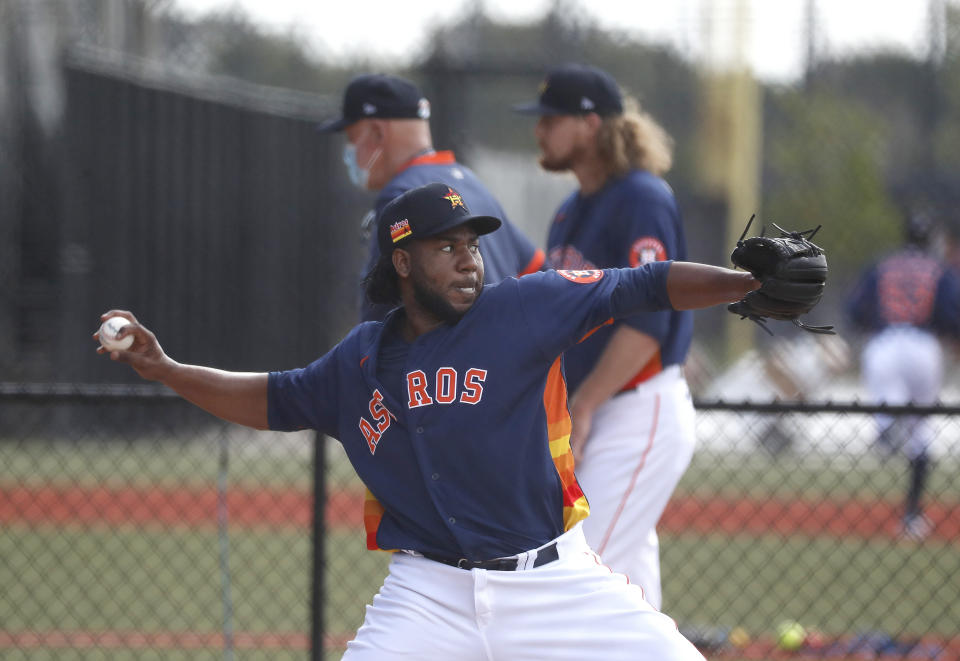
top-left (360, 151), bottom-right (544, 321)
top-left (846, 248), bottom-right (960, 336)
top-left (268, 264), bottom-right (673, 559)
top-left (545, 170), bottom-right (692, 393)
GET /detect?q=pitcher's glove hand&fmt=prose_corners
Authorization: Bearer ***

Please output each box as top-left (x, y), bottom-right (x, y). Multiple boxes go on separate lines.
top-left (728, 215), bottom-right (835, 334)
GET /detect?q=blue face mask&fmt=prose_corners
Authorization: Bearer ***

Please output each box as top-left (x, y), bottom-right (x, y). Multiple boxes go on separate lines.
top-left (343, 143), bottom-right (369, 189)
top-left (343, 142), bottom-right (382, 190)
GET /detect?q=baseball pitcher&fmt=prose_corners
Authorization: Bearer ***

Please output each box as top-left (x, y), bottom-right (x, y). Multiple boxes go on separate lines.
top-left (96, 183), bottom-right (827, 660)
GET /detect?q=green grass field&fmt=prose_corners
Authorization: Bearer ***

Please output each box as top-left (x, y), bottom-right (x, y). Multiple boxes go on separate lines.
top-left (2, 431), bottom-right (958, 659)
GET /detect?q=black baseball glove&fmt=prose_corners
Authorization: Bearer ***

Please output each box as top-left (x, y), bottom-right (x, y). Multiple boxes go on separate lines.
top-left (728, 215), bottom-right (834, 334)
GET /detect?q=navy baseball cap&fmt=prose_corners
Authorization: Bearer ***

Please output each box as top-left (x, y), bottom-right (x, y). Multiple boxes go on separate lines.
top-left (317, 74), bottom-right (431, 132)
top-left (377, 183), bottom-right (501, 255)
top-left (513, 63), bottom-right (623, 117)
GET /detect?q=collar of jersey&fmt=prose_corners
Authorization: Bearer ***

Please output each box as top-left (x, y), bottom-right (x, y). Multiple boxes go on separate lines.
top-left (397, 150), bottom-right (456, 174)
top-left (367, 294), bottom-right (486, 368)
top-left (361, 301), bottom-right (483, 415)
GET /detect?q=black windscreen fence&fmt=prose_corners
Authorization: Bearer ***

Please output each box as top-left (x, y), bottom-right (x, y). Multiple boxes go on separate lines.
top-left (55, 52), bottom-right (369, 385)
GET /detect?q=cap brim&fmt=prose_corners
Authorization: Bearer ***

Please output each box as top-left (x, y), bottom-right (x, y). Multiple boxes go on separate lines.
top-left (466, 214), bottom-right (502, 236)
top-left (316, 116), bottom-right (352, 133)
top-left (427, 214), bottom-right (502, 240)
top-left (511, 101), bottom-right (568, 116)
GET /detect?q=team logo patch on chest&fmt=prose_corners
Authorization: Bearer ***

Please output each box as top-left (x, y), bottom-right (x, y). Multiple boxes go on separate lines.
top-left (547, 246), bottom-right (596, 271)
top-left (557, 269), bottom-right (604, 284)
top-left (629, 237), bottom-right (667, 267)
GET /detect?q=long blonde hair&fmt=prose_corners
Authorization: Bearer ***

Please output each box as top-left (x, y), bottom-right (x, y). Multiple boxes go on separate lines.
top-left (596, 96), bottom-right (673, 178)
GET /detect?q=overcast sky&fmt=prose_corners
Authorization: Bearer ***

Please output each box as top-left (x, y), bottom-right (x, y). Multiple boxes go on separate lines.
top-left (171, 0), bottom-right (941, 83)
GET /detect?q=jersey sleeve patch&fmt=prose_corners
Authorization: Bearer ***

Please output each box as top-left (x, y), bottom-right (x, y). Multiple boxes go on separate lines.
top-left (557, 269), bottom-right (604, 284)
top-left (629, 237), bottom-right (667, 267)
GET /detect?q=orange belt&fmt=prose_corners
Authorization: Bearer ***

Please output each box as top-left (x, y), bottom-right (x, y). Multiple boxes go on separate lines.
top-left (618, 353), bottom-right (663, 393)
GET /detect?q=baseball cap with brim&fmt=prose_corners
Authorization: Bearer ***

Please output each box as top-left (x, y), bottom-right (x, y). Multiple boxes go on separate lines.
top-left (377, 182), bottom-right (501, 256)
top-left (513, 63), bottom-right (623, 117)
top-left (317, 73), bottom-right (431, 133)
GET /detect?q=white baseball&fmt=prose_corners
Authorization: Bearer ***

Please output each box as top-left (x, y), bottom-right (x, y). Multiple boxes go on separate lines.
top-left (99, 316), bottom-right (134, 351)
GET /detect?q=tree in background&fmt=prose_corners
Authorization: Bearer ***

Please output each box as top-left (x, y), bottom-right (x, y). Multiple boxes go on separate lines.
top-left (763, 89), bottom-right (901, 328)
top-left (931, 1), bottom-right (960, 264)
top-left (935, 3), bottom-right (960, 172)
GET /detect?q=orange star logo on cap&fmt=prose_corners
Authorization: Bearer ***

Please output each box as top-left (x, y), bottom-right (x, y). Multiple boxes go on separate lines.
top-left (443, 187), bottom-right (465, 209)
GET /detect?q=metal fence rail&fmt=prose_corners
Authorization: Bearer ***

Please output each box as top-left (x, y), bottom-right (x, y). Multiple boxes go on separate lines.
top-left (2, 384), bottom-right (958, 660)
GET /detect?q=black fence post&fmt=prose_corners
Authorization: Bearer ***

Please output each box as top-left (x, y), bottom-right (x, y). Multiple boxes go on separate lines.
top-left (310, 431), bottom-right (326, 661)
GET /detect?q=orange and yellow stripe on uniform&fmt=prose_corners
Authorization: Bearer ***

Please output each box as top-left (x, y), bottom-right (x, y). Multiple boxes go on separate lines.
top-left (543, 357), bottom-right (590, 530)
top-left (363, 489), bottom-right (386, 550)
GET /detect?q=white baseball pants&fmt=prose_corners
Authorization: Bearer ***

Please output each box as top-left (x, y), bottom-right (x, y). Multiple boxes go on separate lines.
top-left (576, 366), bottom-right (697, 610)
top-left (342, 523), bottom-right (704, 660)
top-left (862, 326), bottom-right (943, 458)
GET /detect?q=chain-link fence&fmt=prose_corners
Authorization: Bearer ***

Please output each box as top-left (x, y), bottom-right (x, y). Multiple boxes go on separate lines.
top-left (673, 401), bottom-right (960, 659)
top-left (3, 385), bottom-right (958, 660)
top-left (1, 384), bottom-right (321, 661)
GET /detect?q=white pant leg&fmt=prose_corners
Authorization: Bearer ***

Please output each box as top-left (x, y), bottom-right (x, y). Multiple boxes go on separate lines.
top-left (483, 525), bottom-right (705, 661)
top-left (343, 552), bottom-right (490, 661)
top-left (862, 328), bottom-right (942, 457)
top-left (862, 334), bottom-right (910, 440)
top-left (901, 330), bottom-right (942, 458)
top-left (576, 368), bottom-right (697, 609)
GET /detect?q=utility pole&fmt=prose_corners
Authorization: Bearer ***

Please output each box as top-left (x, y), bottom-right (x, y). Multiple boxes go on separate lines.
top-left (802, 0), bottom-right (818, 88)
top-left (696, 0), bottom-right (762, 362)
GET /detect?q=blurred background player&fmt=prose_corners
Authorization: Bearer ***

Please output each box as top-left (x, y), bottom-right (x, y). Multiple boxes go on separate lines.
top-left (318, 73), bottom-right (544, 321)
top-left (513, 63), bottom-right (693, 609)
top-left (846, 207), bottom-right (960, 539)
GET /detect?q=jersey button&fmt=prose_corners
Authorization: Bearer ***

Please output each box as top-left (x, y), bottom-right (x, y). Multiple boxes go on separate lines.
top-left (416, 426), bottom-right (424, 434)
top-left (448, 517), bottom-right (456, 524)
top-left (431, 473), bottom-right (440, 480)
